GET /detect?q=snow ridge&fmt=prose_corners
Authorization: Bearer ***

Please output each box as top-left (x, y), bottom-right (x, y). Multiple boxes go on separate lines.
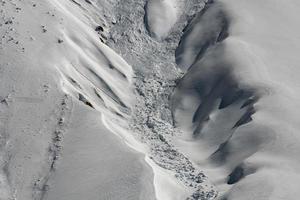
top-left (171, 1), bottom-right (278, 199)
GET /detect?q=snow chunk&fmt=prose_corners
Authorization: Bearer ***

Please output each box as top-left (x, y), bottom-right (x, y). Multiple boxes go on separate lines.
top-left (145, 0), bottom-right (178, 40)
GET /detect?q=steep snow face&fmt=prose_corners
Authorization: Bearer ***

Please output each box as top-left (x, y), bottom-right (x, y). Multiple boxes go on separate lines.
top-left (0, 0), bottom-right (155, 199)
top-left (49, 0), bottom-right (135, 127)
top-left (218, 1), bottom-right (300, 199)
top-left (171, 0), bottom-right (300, 199)
top-left (3, 0), bottom-right (300, 199)
top-left (175, 1), bottom-right (228, 70)
top-left (145, 0), bottom-right (179, 40)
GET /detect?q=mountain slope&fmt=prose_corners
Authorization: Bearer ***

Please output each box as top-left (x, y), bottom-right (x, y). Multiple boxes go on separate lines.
top-left (1, 0), bottom-right (300, 200)
top-left (171, 0), bottom-right (300, 199)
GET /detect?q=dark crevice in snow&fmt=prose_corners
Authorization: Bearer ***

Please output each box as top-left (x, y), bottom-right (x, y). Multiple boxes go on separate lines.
top-left (87, 68), bottom-right (128, 108)
top-left (227, 165), bottom-right (244, 184)
top-left (69, 0), bottom-right (82, 7)
top-left (227, 163), bottom-right (257, 185)
top-left (78, 93), bottom-right (94, 109)
top-left (232, 106), bottom-right (255, 129)
top-left (67, 76), bottom-right (82, 90)
top-left (143, 1), bottom-right (152, 38)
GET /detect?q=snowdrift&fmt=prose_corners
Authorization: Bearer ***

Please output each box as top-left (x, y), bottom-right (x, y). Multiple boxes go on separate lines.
top-left (172, 1), bottom-right (300, 199)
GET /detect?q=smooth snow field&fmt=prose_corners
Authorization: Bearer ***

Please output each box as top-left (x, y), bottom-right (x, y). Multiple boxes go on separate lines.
top-left (1, 0), bottom-right (300, 199)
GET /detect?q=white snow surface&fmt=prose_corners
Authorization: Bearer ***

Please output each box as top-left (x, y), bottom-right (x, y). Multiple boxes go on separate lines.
top-left (0, 0), bottom-right (154, 199)
top-left (1, 0), bottom-right (300, 200)
top-left (145, 0), bottom-right (179, 40)
top-left (172, 0), bottom-right (300, 200)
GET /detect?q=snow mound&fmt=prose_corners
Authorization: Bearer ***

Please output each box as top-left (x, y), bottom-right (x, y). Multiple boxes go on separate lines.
top-left (145, 0), bottom-right (179, 40)
top-left (172, 0), bottom-right (300, 199)
top-left (175, 1), bottom-right (229, 70)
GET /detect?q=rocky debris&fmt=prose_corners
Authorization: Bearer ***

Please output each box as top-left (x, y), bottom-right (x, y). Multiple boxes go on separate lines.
top-left (95, 25), bottom-right (104, 32)
top-left (46, 11), bottom-right (55, 17)
top-left (187, 189), bottom-right (217, 200)
top-left (43, 84), bottom-right (50, 92)
top-left (95, 24), bottom-right (108, 43)
top-left (4, 18), bottom-right (12, 24)
top-left (0, 94), bottom-right (12, 105)
top-left (15, 7), bottom-right (21, 11)
top-left (50, 95), bottom-right (71, 170)
top-left (104, 0), bottom-right (217, 198)
top-left (131, 72), bottom-right (217, 199)
top-left (41, 25), bottom-right (47, 33)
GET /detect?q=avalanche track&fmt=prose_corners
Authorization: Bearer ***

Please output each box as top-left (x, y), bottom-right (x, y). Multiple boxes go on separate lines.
top-left (1, 0), bottom-right (300, 200)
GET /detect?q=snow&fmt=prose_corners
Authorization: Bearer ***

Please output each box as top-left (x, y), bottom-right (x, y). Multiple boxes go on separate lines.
top-left (1, 0), bottom-right (300, 199)
top-left (45, 101), bottom-right (155, 200)
top-left (175, 1), bottom-right (228, 70)
top-left (0, 0), bottom-right (155, 199)
top-left (146, 157), bottom-right (191, 200)
top-left (171, 0), bottom-right (300, 199)
top-left (218, 1), bottom-right (300, 199)
top-left (145, 0), bottom-right (179, 40)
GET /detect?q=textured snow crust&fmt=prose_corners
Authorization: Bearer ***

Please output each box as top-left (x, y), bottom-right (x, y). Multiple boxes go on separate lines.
top-left (145, 0), bottom-right (179, 40)
top-left (1, 0), bottom-right (300, 200)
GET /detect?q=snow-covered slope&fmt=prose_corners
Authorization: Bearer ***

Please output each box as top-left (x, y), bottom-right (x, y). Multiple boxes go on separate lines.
top-left (44, 102), bottom-right (155, 200)
top-left (171, 0), bottom-right (300, 199)
top-left (0, 0), bottom-right (154, 199)
top-left (145, 0), bottom-right (179, 40)
top-left (1, 0), bottom-right (300, 199)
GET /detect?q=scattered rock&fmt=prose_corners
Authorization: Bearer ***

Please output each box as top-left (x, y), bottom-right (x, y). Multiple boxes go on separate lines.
top-left (95, 25), bottom-right (104, 32)
top-left (43, 84), bottom-right (50, 92)
top-left (58, 117), bottom-right (64, 125)
top-left (41, 25), bottom-right (47, 33)
top-left (4, 19), bottom-right (12, 24)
